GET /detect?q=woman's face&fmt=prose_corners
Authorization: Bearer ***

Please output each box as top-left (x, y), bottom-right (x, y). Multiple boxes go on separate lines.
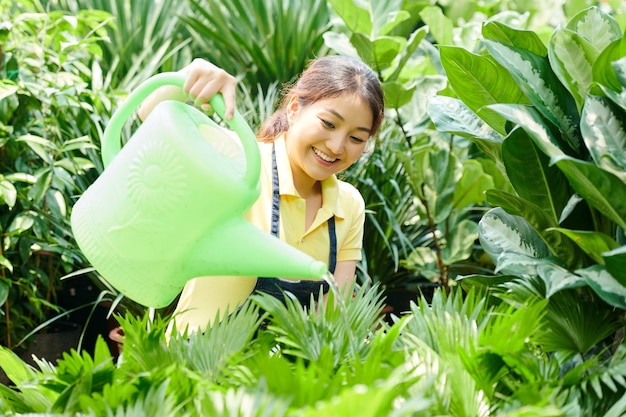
top-left (285, 93), bottom-right (373, 188)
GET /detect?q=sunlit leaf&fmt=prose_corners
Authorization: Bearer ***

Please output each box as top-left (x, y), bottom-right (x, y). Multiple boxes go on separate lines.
top-left (440, 46), bottom-right (529, 135)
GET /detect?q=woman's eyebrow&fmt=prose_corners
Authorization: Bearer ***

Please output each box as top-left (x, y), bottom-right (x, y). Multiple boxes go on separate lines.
top-left (325, 108), bottom-right (371, 133)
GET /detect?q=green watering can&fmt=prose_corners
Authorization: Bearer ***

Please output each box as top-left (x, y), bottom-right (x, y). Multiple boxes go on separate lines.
top-left (71, 73), bottom-right (327, 308)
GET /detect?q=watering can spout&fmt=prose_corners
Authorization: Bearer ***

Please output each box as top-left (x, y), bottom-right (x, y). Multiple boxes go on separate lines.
top-left (187, 218), bottom-right (328, 281)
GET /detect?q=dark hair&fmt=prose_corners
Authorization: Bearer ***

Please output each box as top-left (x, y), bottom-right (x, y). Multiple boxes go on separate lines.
top-left (257, 55), bottom-right (384, 142)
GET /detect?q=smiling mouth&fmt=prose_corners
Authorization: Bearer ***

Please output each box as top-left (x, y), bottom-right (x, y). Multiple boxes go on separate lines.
top-left (313, 147), bottom-right (337, 163)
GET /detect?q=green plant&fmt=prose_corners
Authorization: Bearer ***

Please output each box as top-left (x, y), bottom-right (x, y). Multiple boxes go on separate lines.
top-left (41, 0), bottom-right (193, 91)
top-left (431, 4), bottom-right (626, 398)
top-left (181, 0), bottom-right (332, 97)
top-left (0, 0), bottom-right (115, 348)
top-left (3, 283), bottom-right (625, 415)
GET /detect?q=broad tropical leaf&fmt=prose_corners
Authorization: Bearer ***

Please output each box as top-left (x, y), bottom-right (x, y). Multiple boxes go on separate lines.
top-left (478, 207), bottom-right (551, 275)
top-left (578, 265), bottom-right (626, 310)
top-left (502, 127), bottom-right (571, 223)
top-left (483, 39), bottom-right (584, 156)
top-left (580, 95), bottom-right (626, 182)
top-left (553, 155), bottom-right (626, 230)
top-left (440, 46), bottom-right (530, 135)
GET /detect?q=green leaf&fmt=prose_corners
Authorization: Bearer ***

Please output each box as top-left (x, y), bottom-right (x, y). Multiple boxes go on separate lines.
top-left (488, 104), bottom-right (565, 159)
top-left (565, 6), bottom-right (623, 53)
top-left (0, 278), bottom-right (8, 303)
top-left (327, 0), bottom-right (372, 34)
top-left (439, 46), bottom-right (530, 135)
top-left (484, 40), bottom-right (583, 156)
top-left (486, 189), bottom-right (583, 268)
top-left (0, 81), bottom-right (18, 102)
top-left (502, 128), bottom-right (571, 223)
top-left (453, 159), bottom-right (494, 208)
top-left (580, 95), bottom-right (626, 182)
top-left (553, 155), bottom-right (626, 230)
top-left (441, 219), bottom-right (479, 265)
top-left (614, 56), bottom-right (626, 88)
top-left (419, 6), bottom-right (453, 46)
top-left (0, 179), bottom-right (17, 209)
top-left (381, 81), bottom-right (415, 109)
top-left (578, 264), bottom-right (626, 310)
top-left (536, 262), bottom-right (587, 297)
top-left (7, 212), bottom-right (35, 236)
top-left (385, 26), bottom-right (428, 82)
top-left (482, 21), bottom-right (547, 57)
top-left (351, 34), bottom-right (406, 71)
top-left (592, 39), bottom-right (623, 92)
top-left (478, 207), bottom-right (551, 273)
top-left (27, 169), bottom-right (52, 203)
top-left (548, 28), bottom-right (595, 111)
top-left (548, 228), bottom-right (619, 264)
top-left (603, 246), bottom-right (626, 287)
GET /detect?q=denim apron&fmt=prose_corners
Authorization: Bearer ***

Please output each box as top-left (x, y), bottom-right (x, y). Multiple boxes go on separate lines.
top-left (252, 146), bottom-right (334, 305)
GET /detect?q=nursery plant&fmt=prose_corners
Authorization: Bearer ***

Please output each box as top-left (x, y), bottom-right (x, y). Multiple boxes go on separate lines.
top-left (0, 0), bottom-right (117, 349)
top-left (430, 3), bottom-right (626, 398)
top-left (2, 283), bottom-right (626, 415)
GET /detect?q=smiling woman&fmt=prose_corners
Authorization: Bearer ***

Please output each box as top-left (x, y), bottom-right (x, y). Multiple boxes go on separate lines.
top-left (138, 56), bottom-right (385, 335)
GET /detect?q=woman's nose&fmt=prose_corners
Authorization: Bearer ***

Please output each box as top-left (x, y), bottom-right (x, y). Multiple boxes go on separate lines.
top-left (326, 133), bottom-right (346, 154)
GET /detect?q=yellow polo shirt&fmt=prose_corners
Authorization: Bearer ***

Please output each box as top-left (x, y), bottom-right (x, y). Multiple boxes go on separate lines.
top-left (170, 134), bottom-right (365, 334)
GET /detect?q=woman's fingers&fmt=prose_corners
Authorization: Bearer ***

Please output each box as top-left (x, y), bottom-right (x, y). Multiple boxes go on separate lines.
top-left (183, 59), bottom-right (237, 120)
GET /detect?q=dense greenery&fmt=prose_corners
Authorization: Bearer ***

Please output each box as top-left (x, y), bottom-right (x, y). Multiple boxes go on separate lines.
top-left (2, 0), bottom-right (626, 414)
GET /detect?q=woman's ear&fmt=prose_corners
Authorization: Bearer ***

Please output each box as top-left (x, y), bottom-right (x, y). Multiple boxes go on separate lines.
top-left (286, 95), bottom-right (300, 124)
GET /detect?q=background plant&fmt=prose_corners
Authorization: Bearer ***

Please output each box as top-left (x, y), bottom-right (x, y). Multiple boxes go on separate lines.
top-left (431, 4), bottom-right (626, 401)
top-left (0, 0), bottom-right (118, 348)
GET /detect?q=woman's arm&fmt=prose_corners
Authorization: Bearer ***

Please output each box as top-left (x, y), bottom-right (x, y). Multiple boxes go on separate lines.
top-left (329, 260), bottom-right (358, 297)
top-left (138, 58), bottom-right (238, 121)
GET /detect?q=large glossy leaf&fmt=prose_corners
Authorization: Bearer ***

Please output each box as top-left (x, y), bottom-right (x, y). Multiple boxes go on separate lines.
top-left (351, 33), bottom-right (406, 71)
top-left (326, 0), bottom-right (372, 35)
top-left (502, 127), bottom-right (570, 223)
top-left (483, 40), bottom-right (584, 156)
top-left (478, 207), bottom-right (551, 275)
top-left (419, 6), bottom-right (453, 46)
top-left (482, 21), bottom-right (547, 57)
top-left (578, 264), bottom-right (626, 310)
top-left (565, 6), bottom-right (623, 52)
top-left (536, 262), bottom-right (587, 298)
top-left (549, 7), bottom-right (624, 110)
top-left (427, 96), bottom-right (503, 163)
top-left (548, 228), bottom-right (619, 265)
top-left (553, 155), bottom-right (626, 230)
top-left (453, 159), bottom-right (494, 208)
top-left (439, 46), bottom-right (530, 135)
top-left (441, 219), bottom-right (479, 266)
top-left (548, 28), bottom-right (595, 111)
top-left (488, 103), bottom-right (568, 159)
top-left (486, 189), bottom-right (583, 268)
top-left (592, 39), bottom-right (623, 92)
top-left (603, 246), bottom-right (626, 287)
top-left (580, 95), bottom-right (626, 182)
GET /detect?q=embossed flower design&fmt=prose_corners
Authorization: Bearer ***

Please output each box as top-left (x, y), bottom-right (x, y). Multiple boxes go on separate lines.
top-left (127, 139), bottom-right (187, 213)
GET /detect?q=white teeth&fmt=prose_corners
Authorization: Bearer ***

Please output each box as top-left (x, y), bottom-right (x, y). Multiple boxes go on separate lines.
top-left (313, 147), bottom-right (336, 162)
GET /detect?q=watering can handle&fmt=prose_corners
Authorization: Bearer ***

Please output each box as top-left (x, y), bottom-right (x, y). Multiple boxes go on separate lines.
top-left (101, 72), bottom-right (260, 188)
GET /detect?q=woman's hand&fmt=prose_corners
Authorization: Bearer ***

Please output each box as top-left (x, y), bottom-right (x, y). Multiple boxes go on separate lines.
top-left (138, 58), bottom-right (238, 121)
top-left (181, 58), bottom-right (238, 120)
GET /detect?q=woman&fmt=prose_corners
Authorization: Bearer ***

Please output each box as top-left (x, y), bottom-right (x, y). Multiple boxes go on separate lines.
top-left (140, 56), bottom-right (384, 334)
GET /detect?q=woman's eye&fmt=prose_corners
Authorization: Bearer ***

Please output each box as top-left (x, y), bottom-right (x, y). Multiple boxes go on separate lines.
top-left (351, 136), bottom-right (366, 144)
top-left (321, 119), bottom-right (335, 129)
